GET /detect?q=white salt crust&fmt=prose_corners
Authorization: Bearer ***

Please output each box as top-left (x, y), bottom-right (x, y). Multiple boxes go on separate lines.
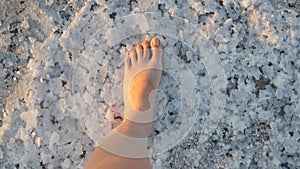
top-left (0, 0), bottom-right (299, 168)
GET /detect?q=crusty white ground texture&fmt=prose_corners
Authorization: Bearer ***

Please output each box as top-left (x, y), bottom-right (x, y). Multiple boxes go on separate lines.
top-left (0, 0), bottom-right (300, 168)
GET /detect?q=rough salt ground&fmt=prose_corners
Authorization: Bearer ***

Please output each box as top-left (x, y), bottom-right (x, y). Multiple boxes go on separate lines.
top-left (0, 0), bottom-right (299, 168)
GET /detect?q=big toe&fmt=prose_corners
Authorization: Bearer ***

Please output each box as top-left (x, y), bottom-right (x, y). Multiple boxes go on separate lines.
top-left (150, 37), bottom-right (162, 60)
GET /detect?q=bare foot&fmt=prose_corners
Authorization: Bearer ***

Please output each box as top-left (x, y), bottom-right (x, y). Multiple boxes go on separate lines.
top-left (85, 38), bottom-right (162, 168)
top-left (119, 37), bottom-right (162, 136)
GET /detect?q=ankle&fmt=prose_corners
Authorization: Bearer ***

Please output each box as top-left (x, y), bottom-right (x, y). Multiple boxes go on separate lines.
top-left (115, 119), bottom-right (153, 138)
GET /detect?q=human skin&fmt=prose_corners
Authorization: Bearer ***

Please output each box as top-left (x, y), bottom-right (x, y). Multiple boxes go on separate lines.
top-left (85, 37), bottom-right (162, 169)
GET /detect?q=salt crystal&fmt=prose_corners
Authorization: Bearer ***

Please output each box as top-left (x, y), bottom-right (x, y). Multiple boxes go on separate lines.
top-left (0, 147), bottom-right (3, 159)
top-left (241, 0), bottom-right (251, 8)
top-left (45, 0), bottom-right (54, 6)
top-left (20, 110), bottom-right (38, 130)
top-left (55, 99), bottom-right (66, 113)
top-left (62, 158), bottom-right (71, 168)
top-left (35, 137), bottom-right (41, 148)
top-left (50, 132), bottom-right (60, 145)
top-left (31, 132), bottom-right (36, 137)
top-left (83, 91), bottom-right (94, 104)
top-left (29, 37), bottom-right (37, 43)
top-left (21, 18), bottom-right (29, 29)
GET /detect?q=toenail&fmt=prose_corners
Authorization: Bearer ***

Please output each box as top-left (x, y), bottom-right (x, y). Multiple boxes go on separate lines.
top-left (137, 45), bottom-right (142, 50)
top-left (153, 38), bottom-right (160, 46)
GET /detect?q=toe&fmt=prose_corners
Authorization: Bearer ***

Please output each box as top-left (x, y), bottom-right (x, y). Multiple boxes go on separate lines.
top-left (150, 37), bottom-right (162, 60)
top-left (130, 50), bottom-right (137, 63)
top-left (142, 40), bottom-right (150, 58)
top-left (125, 56), bottom-right (131, 69)
top-left (136, 44), bottom-right (143, 60)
